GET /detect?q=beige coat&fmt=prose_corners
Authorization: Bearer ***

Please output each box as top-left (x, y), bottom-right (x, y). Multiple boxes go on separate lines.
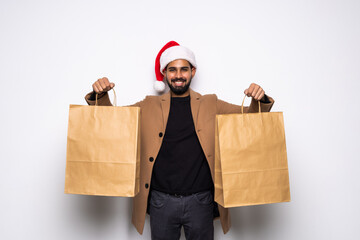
top-left (85, 88), bottom-right (274, 234)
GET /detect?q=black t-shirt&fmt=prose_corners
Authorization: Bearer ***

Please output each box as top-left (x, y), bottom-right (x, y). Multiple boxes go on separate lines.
top-left (150, 95), bottom-right (213, 195)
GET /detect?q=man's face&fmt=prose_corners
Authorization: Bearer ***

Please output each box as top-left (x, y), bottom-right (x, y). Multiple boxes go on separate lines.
top-left (163, 59), bottom-right (196, 95)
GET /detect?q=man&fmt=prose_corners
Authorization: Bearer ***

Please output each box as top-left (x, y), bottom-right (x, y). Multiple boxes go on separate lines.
top-left (85, 41), bottom-right (274, 240)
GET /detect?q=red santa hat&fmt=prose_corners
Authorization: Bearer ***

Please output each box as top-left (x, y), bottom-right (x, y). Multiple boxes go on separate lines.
top-left (154, 41), bottom-right (197, 92)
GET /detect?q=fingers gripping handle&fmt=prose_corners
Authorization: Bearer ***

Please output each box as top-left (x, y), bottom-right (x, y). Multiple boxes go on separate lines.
top-left (241, 95), bottom-right (261, 114)
top-left (95, 89), bottom-right (117, 106)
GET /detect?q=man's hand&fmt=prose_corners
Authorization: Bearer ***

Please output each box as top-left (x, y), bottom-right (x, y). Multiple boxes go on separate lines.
top-left (92, 77), bottom-right (115, 94)
top-left (244, 83), bottom-right (265, 101)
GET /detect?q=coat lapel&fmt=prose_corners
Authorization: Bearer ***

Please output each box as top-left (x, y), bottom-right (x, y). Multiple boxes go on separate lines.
top-left (160, 91), bottom-right (171, 130)
top-left (190, 89), bottom-right (201, 128)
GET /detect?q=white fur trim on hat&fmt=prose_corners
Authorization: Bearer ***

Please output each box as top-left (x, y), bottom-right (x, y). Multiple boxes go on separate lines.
top-left (160, 45), bottom-right (197, 73)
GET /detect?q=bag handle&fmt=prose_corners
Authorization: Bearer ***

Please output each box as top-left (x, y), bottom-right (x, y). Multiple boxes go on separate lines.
top-left (95, 88), bottom-right (117, 106)
top-left (241, 95), bottom-right (261, 114)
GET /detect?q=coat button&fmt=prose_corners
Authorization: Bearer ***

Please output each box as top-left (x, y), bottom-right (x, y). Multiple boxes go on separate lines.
top-left (149, 157), bottom-right (154, 162)
top-left (159, 132), bottom-right (163, 137)
top-left (145, 183), bottom-right (149, 189)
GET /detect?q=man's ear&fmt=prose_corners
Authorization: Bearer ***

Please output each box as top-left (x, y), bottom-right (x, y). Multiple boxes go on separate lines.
top-left (191, 67), bottom-right (196, 78)
top-left (163, 65), bottom-right (168, 75)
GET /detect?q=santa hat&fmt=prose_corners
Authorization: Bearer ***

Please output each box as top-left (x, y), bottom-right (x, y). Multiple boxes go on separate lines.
top-left (154, 41), bottom-right (197, 92)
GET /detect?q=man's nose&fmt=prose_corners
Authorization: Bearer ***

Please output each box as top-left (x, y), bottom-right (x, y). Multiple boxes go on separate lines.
top-left (176, 70), bottom-right (182, 78)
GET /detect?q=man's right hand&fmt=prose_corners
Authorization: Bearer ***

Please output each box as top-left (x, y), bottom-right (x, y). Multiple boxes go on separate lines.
top-left (92, 77), bottom-right (115, 94)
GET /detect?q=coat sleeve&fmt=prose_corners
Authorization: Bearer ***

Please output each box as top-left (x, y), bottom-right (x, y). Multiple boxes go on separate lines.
top-left (84, 91), bottom-right (143, 107)
top-left (84, 91), bottom-right (112, 106)
top-left (216, 94), bottom-right (275, 114)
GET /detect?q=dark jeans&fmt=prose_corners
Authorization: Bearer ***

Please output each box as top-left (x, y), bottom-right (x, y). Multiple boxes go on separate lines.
top-left (149, 190), bottom-right (214, 240)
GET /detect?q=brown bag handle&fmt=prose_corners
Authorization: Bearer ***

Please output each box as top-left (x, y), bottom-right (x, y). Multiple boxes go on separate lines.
top-left (95, 88), bottom-right (117, 106)
top-left (241, 95), bottom-right (261, 114)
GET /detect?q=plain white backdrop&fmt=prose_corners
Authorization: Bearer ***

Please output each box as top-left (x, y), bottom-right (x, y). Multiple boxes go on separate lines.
top-left (1, 0), bottom-right (359, 239)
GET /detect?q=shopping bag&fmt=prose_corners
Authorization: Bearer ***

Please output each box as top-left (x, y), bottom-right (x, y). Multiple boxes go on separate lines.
top-left (215, 96), bottom-right (290, 207)
top-left (65, 89), bottom-right (140, 196)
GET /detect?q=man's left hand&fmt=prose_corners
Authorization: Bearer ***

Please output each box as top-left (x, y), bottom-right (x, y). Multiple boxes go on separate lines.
top-left (244, 83), bottom-right (265, 101)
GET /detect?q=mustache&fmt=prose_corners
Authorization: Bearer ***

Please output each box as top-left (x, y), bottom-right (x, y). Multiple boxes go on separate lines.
top-left (171, 78), bottom-right (186, 82)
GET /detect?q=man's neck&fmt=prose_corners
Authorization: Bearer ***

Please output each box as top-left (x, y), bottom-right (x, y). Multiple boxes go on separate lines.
top-left (170, 89), bottom-right (190, 98)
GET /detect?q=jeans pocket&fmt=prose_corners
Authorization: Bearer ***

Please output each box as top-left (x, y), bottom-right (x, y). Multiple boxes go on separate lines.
top-left (194, 191), bottom-right (213, 206)
top-left (150, 190), bottom-right (169, 209)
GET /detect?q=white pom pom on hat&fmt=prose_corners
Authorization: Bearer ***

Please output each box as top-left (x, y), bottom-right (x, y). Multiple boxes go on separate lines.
top-left (153, 80), bottom-right (166, 92)
top-left (154, 41), bottom-right (197, 92)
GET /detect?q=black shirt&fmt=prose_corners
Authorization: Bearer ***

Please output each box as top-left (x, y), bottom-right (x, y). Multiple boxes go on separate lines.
top-left (150, 95), bottom-right (213, 195)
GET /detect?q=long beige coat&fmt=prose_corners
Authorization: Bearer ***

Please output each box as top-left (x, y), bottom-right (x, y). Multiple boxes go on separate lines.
top-left (85, 88), bottom-right (274, 234)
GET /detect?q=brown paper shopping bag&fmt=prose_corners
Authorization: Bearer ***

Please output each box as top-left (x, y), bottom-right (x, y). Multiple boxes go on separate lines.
top-left (65, 90), bottom-right (140, 197)
top-left (215, 96), bottom-right (290, 208)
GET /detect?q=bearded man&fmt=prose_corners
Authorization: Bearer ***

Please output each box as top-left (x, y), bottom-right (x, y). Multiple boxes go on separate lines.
top-left (85, 41), bottom-right (274, 240)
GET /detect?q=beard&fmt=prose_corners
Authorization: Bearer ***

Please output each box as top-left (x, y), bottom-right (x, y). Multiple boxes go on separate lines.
top-left (165, 76), bottom-right (192, 95)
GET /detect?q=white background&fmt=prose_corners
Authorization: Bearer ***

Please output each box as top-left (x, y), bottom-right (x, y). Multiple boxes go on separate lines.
top-left (1, 0), bottom-right (359, 239)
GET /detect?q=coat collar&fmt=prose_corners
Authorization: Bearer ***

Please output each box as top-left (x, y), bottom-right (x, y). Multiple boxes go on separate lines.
top-left (160, 88), bottom-right (201, 129)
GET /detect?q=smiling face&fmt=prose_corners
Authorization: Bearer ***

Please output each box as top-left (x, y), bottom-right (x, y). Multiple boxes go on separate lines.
top-left (163, 59), bottom-right (196, 97)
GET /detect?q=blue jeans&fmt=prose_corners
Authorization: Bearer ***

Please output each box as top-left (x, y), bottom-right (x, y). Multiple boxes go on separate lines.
top-left (149, 190), bottom-right (214, 240)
